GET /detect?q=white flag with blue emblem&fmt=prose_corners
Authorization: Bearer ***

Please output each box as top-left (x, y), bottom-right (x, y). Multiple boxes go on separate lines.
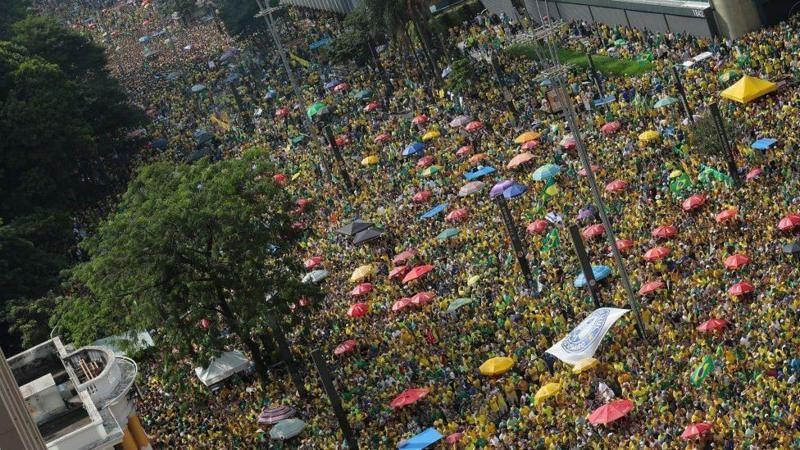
top-left (546, 308), bottom-right (629, 365)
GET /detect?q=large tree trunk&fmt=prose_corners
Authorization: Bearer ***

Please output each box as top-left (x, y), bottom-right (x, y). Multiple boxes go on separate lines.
top-left (217, 293), bottom-right (270, 387)
top-left (366, 38), bottom-right (393, 108)
top-left (411, 19), bottom-right (440, 81)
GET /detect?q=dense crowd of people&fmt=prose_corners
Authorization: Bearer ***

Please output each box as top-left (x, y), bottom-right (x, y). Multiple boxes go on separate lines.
top-left (36, 0), bottom-right (800, 448)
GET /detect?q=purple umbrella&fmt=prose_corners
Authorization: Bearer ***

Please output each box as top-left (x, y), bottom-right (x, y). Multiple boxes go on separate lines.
top-left (490, 180), bottom-right (514, 198)
top-left (578, 206), bottom-right (595, 221)
top-left (258, 405), bottom-right (296, 425)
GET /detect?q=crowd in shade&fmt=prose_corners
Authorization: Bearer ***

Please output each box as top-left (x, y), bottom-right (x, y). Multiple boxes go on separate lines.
top-left (36, 0), bottom-right (800, 448)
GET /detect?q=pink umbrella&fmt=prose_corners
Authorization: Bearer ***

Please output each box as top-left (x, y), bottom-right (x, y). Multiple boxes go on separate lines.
top-left (465, 121), bottom-right (484, 132)
top-left (374, 133), bottom-right (391, 144)
top-left (304, 256), bottom-right (322, 269)
top-left (392, 298), bottom-right (412, 312)
top-left (682, 194), bottom-right (707, 212)
top-left (728, 281), bottom-right (754, 296)
top-left (445, 208), bottom-right (469, 223)
top-left (615, 239), bottom-right (634, 253)
top-left (446, 433), bottom-right (463, 444)
top-left (403, 264), bottom-right (434, 284)
top-left (392, 249), bottom-right (417, 266)
top-left (644, 246), bottom-right (670, 261)
top-left (527, 220), bottom-right (548, 234)
top-left (390, 388), bottom-right (429, 409)
top-left (521, 140), bottom-right (540, 150)
top-left (416, 155), bottom-right (435, 168)
top-left (334, 340), bottom-right (356, 356)
top-left (601, 121), bottom-right (621, 134)
top-left (724, 254), bottom-right (750, 270)
top-left (746, 167), bottom-right (762, 181)
top-left (582, 224), bottom-right (605, 239)
top-left (413, 190), bottom-right (432, 202)
top-left (588, 399), bottom-right (634, 425)
top-left (350, 283), bottom-right (374, 296)
top-left (697, 318), bottom-right (727, 333)
top-left (363, 101), bottom-right (379, 112)
top-left (681, 422), bottom-right (712, 440)
top-left (412, 114), bottom-right (428, 125)
top-left (778, 214), bottom-right (800, 231)
top-left (347, 303), bottom-right (369, 318)
top-left (273, 173), bottom-right (288, 186)
top-left (651, 225), bottom-right (677, 239)
top-left (605, 180), bottom-right (627, 193)
top-left (410, 291), bottom-right (436, 306)
top-left (333, 82), bottom-right (349, 92)
top-left (638, 280), bottom-right (665, 296)
top-left (578, 165), bottom-right (601, 177)
top-left (715, 208), bottom-right (738, 223)
top-left (389, 265), bottom-right (410, 280)
top-left (456, 145), bottom-right (473, 156)
top-left (275, 108), bottom-right (289, 118)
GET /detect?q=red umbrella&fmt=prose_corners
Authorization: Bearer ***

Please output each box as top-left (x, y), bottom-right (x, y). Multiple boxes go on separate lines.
top-left (413, 190), bottom-right (432, 202)
top-left (638, 280), bottom-right (665, 296)
top-left (446, 433), bottom-right (463, 444)
top-left (465, 121), bottom-right (484, 132)
top-left (681, 422), bottom-right (712, 440)
top-left (363, 101), bottom-right (379, 112)
top-left (456, 145), bottom-right (473, 156)
top-left (588, 399), bottom-right (634, 425)
top-left (724, 254), bottom-right (750, 270)
top-left (333, 82), bottom-right (349, 92)
top-left (578, 164), bottom-right (601, 177)
top-left (601, 121), bottom-right (621, 134)
top-left (392, 249), bottom-right (417, 266)
top-left (199, 318), bottom-right (210, 330)
top-left (728, 281), bottom-right (754, 296)
top-left (296, 198), bottom-right (311, 209)
top-left (682, 194), bottom-right (707, 212)
top-left (527, 219), bottom-right (548, 234)
top-left (411, 114), bottom-right (428, 125)
top-left (445, 208), bottom-right (469, 223)
top-left (651, 225), bottom-right (677, 239)
top-left (410, 291), bottom-right (436, 306)
top-left (778, 214), bottom-right (800, 231)
top-left (746, 167), bottom-right (762, 181)
top-left (273, 173), bottom-right (288, 186)
top-left (275, 108), bottom-right (289, 118)
top-left (334, 339), bottom-right (356, 356)
top-left (403, 264), bottom-right (435, 284)
top-left (561, 137), bottom-right (577, 150)
top-left (644, 246), bottom-right (670, 261)
top-left (715, 208), bottom-right (738, 223)
top-left (350, 283), bottom-right (374, 296)
top-left (582, 224), bottom-right (605, 239)
top-left (392, 298), bottom-right (412, 312)
top-left (389, 388), bottom-right (429, 409)
top-left (347, 303), bottom-right (369, 318)
top-left (521, 140), bottom-right (540, 150)
top-left (298, 297), bottom-right (310, 307)
top-left (304, 256), bottom-right (322, 269)
top-left (615, 239), bottom-right (634, 253)
top-left (374, 133), bottom-right (391, 144)
top-left (605, 180), bottom-right (627, 194)
top-left (416, 155), bottom-right (434, 168)
top-left (697, 318), bottom-right (727, 332)
top-left (389, 265), bottom-right (410, 280)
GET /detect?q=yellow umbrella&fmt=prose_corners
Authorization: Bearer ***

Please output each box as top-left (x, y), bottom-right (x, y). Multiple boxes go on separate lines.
top-left (639, 130), bottom-right (660, 143)
top-left (361, 155), bottom-right (379, 166)
top-left (513, 131), bottom-right (541, 144)
top-left (669, 170), bottom-right (683, 179)
top-left (572, 357), bottom-right (599, 374)
top-left (534, 382), bottom-right (561, 404)
top-left (292, 172), bottom-right (302, 181)
top-left (479, 357), bottom-right (514, 376)
top-left (422, 130), bottom-right (441, 142)
top-left (467, 275), bottom-right (480, 286)
top-left (350, 264), bottom-right (374, 282)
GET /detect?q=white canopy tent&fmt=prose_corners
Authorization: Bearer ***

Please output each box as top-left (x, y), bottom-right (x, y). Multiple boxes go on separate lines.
top-left (194, 351), bottom-right (253, 387)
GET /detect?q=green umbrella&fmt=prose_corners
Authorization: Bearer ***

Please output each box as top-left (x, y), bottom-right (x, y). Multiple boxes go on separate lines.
top-left (447, 298), bottom-right (474, 312)
top-left (437, 227), bottom-right (459, 241)
top-left (531, 164), bottom-right (561, 182)
top-left (653, 97), bottom-right (678, 109)
top-left (353, 89), bottom-right (372, 100)
top-left (614, 38), bottom-right (627, 46)
top-left (269, 418), bottom-right (306, 440)
top-left (421, 165), bottom-right (441, 177)
top-left (290, 134), bottom-right (306, 145)
top-left (306, 102), bottom-right (328, 120)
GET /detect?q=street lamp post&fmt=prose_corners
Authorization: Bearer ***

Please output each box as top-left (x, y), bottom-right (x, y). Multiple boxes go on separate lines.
top-left (491, 182), bottom-right (539, 293)
top-left (317, 110), bottom-right (354, 194)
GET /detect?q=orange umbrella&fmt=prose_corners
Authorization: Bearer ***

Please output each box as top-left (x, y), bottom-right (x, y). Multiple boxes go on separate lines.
top-left (681, 422), bottom-right (712, 440)
top-left (392, 249), bottom-right (417, 266)
top-left (392, 298), bottom-right (412, 312)
top-left (724, 254), bottom-right (750, 270)
top-left (347, 303), bottom-right (369, 318)
top-left (644, 246), bottom-right (671, 261)
top-left (697, 318), bottom-right (727, 332)
top-left (403, 264), bottom-right (435, 284)
top-left (507, 152), bottom-right (534, 169)
top-left (350, 283), bottom-right (373, 296)
top-left (582, 224), bottom-right (605, 239)
top-left (588, 399), bottom-right (634, 425)
top-left (605, 179), bottom-right (627, 193)
top-left (728, 281), bottom-right (754, 296)
top-left (411, 114), bottom-right (428, 125)
top-left (465, 120), bottom-right (484, 132)
top-left (638, 280), bottom-right (665, 296)
top-left (682, 194), bottom-right (707, 211)
top-left (715, 208), bottom-right (738, 223)
top-left (388, 265), bottom-right (410, 280)
top-left (469, 153), bottom-right (488, 163)
top-left (445, 208), bottom-right (469, 223)
top-left (390, 388), bottom-right (429, 409)
top-left (651, 225), bottom-right (677, 239)
top-left (334, 339), bottom-right (356, 356)
top-left (410, 291), bottom-right (436, 306)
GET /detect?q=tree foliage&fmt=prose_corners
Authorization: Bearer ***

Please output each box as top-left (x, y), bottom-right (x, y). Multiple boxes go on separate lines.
top-left (57, 151), bottom-right (321, 382)
top-left (446, 58), bottom-right (476, 95)
top-left (216, 0), bottom-right (262, 37)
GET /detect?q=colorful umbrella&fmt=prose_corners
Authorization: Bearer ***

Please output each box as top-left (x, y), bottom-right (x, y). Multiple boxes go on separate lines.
top-left (447, 298), bottom-right (474, 312)
top-left (527, 220), bottom-right (548, 234)
top-left (422, 130), bottom-right (440, 142)
top-left (350, 283), bottom-right (373, 296)
top-left (479, 357), bottom-right (514, 376)
top-left (728, 281), bottom-right (754, 296)
top-left (392, 249), bottom-right (417, 266)
top-left (605, 180), bottom-right (627, 193)
top-left (724, 254), bottom-right (750, 270)
top-left (437, 227), bottom-right (459, 241)
top-left (411, 114), bottom-right (428, 125)
top-left (403, 264), bottom-right (435, 284)
top-left (572, 357), bottom-right (599, 374)
top-left (445, 208), bottom-right (468, 223)
top-left (715, 208), bottom-right (738, 223)
top-left (304, 256), bottom-right (322, 269)
top-left (588, 400), bottom-right (634, 425)
top-left (532, 164), bottom-right (562, 181)
top-left (459, 181), bottom-right (485, 197)
top-left (465, 120), bottom-right (484, 132)
top-left (507, 152), bottom-right (534, 169)
top-left (534, 382), bottom-right (561, 404)
top-left (582, 224), bottom-right (605, 239)
top-left (413, 190), bottom-right (432, 202)
top-left (638, 280), bottom-right (665, 296)
top-left (350, 264), bottom-right (374, 282)
top-left (347, 303), bottom-right (369, 318)
top-left (361, 155), bottom-right (379, 166)
top-left (389, 265), bottom-right (410, 280)
top-left (638, 130), bottom-right (660, 142)
top-left (334, 340), bottom-right (356, 356)
top-left (681, 422), bottom-right (712, 440)
top-left (390, 388), bottom-right (429, 409)
top-left (410, 291), bottom-right (436, 306)
top-left (652, 225), bottom-right (677, 239)
top-left (697, 318), bottom-right (727, 332)
top-left (682, 194), bottom-right (707, 212)
top-left (514, 131), bottom-right (541, 144)
top-left (644, 246), bottom-right (671, 261)
top-left (490, 179), bottom-right (514, 198)
top-left (392, 297), bottom-right (412, 312)
top-left (259, 405), bottom-right (296, 425)
top-left (421, 165), bottom-right (441, 177)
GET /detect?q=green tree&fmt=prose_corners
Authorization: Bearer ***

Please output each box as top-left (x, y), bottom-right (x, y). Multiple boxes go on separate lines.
top-left (446, 57), bottom-right (476, 95)
top-left (58, 151), bottom-right (321, 384)
top-left (216, 0), bottom-right (262, 37)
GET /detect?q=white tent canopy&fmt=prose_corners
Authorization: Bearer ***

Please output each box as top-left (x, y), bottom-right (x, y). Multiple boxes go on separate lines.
top-left (194, 351), bottom-right (252, 386)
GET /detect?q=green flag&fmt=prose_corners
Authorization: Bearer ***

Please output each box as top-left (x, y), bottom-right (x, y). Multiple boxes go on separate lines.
top-left (698, 166), bottom-right (733, 186)
top-left (670, 173), bottom-right (692, 195)
top-left (690, 355), bottom-right (715, 386)
top-left (541, 228), bottom-right (560, 252)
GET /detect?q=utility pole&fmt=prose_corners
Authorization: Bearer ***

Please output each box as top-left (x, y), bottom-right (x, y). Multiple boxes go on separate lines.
top-left (493, 194), bottom-right (538, 293)
top-left (671, 66), bottom-right (694, 123)
top-left (266, 314), bottom-right (308, 400)
top-left (311, 349), bottom-right (359, 450)
top-left (568, 224), bottom-right (602, 308)
top-left (709, 102), bottom-right (740, 187)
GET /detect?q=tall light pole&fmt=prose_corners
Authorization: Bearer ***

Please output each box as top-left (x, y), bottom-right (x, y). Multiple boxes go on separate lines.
top-left (515, 25), bottom-right (647, 339)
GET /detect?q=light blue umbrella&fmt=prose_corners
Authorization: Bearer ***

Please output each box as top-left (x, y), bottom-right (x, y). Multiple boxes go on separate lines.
top-left (266, 90), bottom-right (277, 100)
top-left (191, 83), bottom-right (206, 93)
top-left (531, 164), bottom-right (561, 182)
top-left (403, 142), bottom-right (425, 157)
top-left (269, 418), bottom-right (306, 440)
top-left (464, 166), bottom-right (496, 181)
top-left (353, 89), bottom-right (372, 101)
top-left (503, 183), bottom-right (527, 199)
top-left (447, 298), bottom-right (474, 312)
top-left (138, 35), bottom-right (150, 44)
top-left (573, 265), bottom-right (612, 288)
top-left (437, 228), bottom-right (459, 241)
top-left (420, 203), bottom-right (448, 220)
top-left (751, 138), bottom-right (777, 150)
top-left (324, 80), bottom-right (341, 89)
top-left (653, 97), bottom-right (678, 109)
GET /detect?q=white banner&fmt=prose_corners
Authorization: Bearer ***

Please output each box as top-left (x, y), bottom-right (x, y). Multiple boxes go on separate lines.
top-left (546, 308), bottom-right (629, 365)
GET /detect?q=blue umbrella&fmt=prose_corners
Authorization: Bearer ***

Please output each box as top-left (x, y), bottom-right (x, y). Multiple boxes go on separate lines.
top-left (398, 427), bottom-right (443, 450)
top-left (309, 37), bottom-right (332, 50)
top-left (532, 164), bottom-right (562, 181)
top-left (223, 73), bottom-right (240, 84)
top-left (403, 142), bottom-right (425, 157)
top-left (420, 203), bottom-right (448, 220)
top-left (464, 166), bottom-right (496, 181)
top-left (751, 138), bottom-right (777, 150)
top-left (324, 80), bottom-right (341, 89)
top-left (490, 179), bottom-right (514, 198)
top-left (573, 265), bottom-right (612, 288)
top-left (503, 183), bottom-right (527, 199)
top-left (138, 35), bottom-right (150, 44)
top-left (266, 90), bottom-right (277, 100)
